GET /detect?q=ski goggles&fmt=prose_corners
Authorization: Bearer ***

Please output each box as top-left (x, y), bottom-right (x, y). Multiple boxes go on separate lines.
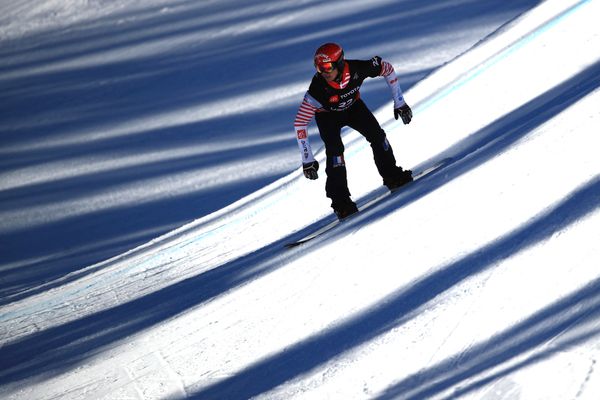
top-left (315, 57), bottom-right (344, 74)
top-left (315, 61), bottom-right (336, 73)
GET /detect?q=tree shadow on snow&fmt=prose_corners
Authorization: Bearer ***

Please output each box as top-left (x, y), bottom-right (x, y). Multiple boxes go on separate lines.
top-left (0, 0), bottom-right (541, 300)
top-left (0, 109), bottom-right (293, 303)
top-left (376, 275), bottom-right (600, 400)
top-left (328, 59), bottom-right (600, 247)
top-left (186, 171), bottom-right (600, 399)
top-left (2, 175), bottom-right (596, 393)
top-left (0, 61), bottom-right (598, 396)
top-left (184, 56), bottom-right (600, 399)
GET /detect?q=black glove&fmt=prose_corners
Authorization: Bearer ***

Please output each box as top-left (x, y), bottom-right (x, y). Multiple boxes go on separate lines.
top-left (394, 103), bottom-right (413, 124)
top-left (303, 161), bottom-right (319, 180)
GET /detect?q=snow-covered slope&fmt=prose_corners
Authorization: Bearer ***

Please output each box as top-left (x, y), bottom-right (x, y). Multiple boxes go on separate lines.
top-left (1, 0), bottom-right (600, 399)
top-left (0, 0), bottom-right (545, 298)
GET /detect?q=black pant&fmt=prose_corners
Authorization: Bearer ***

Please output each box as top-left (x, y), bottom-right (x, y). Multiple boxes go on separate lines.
top-left (315, 99), bottom-right (402, 202)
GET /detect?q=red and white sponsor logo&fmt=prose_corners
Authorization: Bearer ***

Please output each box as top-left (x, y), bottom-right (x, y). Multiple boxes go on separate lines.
top-left (297, 129), bottom-right (307, 139)
top-left (329, 95), bottom-right (339, 103)
top-left (315, 53), bottom-right (332, 63)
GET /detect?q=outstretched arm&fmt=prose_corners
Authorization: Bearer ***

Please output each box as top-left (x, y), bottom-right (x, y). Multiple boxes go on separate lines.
top-left (294, 91), bottom-right (325, 163)
top-left (294, 93), bottom-right (322, 179)
top-left (380, 60), bottom-right (413, 124)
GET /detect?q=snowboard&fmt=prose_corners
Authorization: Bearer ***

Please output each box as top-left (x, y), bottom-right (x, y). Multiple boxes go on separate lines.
top-left (284, 157), bottom-right (453, 248)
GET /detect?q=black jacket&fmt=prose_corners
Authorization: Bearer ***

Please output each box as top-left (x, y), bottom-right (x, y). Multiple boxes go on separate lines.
top-left (307, 57), bottom-right (384, 112)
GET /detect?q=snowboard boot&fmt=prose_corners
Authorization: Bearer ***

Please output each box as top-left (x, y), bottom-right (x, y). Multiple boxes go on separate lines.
top-left (331, 197), bottom-right (359, 220)
top-left (384, 169), bottom-right (413, 191)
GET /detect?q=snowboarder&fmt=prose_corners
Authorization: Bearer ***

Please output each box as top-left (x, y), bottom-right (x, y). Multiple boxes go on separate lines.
top-left (294, 42), bottom-right (414, 219)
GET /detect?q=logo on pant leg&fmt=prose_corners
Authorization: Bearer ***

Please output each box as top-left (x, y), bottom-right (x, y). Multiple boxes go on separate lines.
top-left (332, 155), bottom-right (345, 168)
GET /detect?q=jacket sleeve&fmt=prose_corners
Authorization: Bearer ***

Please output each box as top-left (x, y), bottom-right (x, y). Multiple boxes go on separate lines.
top-left (379, 59), bottom-right (407, 108)
top-left (293, 92), bottom-right (322, 163)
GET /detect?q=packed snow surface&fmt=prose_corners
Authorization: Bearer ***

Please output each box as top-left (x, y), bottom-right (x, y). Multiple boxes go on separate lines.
top-left (1, 0), bottom-right (599, 399)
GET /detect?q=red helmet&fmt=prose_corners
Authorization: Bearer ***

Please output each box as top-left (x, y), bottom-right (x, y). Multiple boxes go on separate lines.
top-left (314, 42), bottom-right (344, 73)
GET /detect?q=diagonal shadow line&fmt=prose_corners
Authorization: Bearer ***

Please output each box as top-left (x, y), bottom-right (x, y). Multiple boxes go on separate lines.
top-left (377, 276), bottom-right (600, 400)
top-left (442, 323), bottom-right (600, 400)
top-left (0, 174), bottom-right (287, 305)
top-left (303, 59), bottom-right (600, 252)
top-left (0, 132), bottom-right (291, 216)
top-left (1, 0), bottom-right (538, 138)
top-left (1, 40), bottom-right (594, 395)
top-left (0, 0), bottom-right (313, 73)
top-left (0, 154), bottom-right (431, 375)
top-left (188, 175), bottom-right (600, 399)
top-left (443, 325), bottom-right (600, 400)
top-left (0, 219), bottom-right (323, 386)
top-left (0, 0), bottom-right (505, 74)
top-left (4, 58), bottom-right (596, 389)
top-left (0, 1), bottom-right (544, 305)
